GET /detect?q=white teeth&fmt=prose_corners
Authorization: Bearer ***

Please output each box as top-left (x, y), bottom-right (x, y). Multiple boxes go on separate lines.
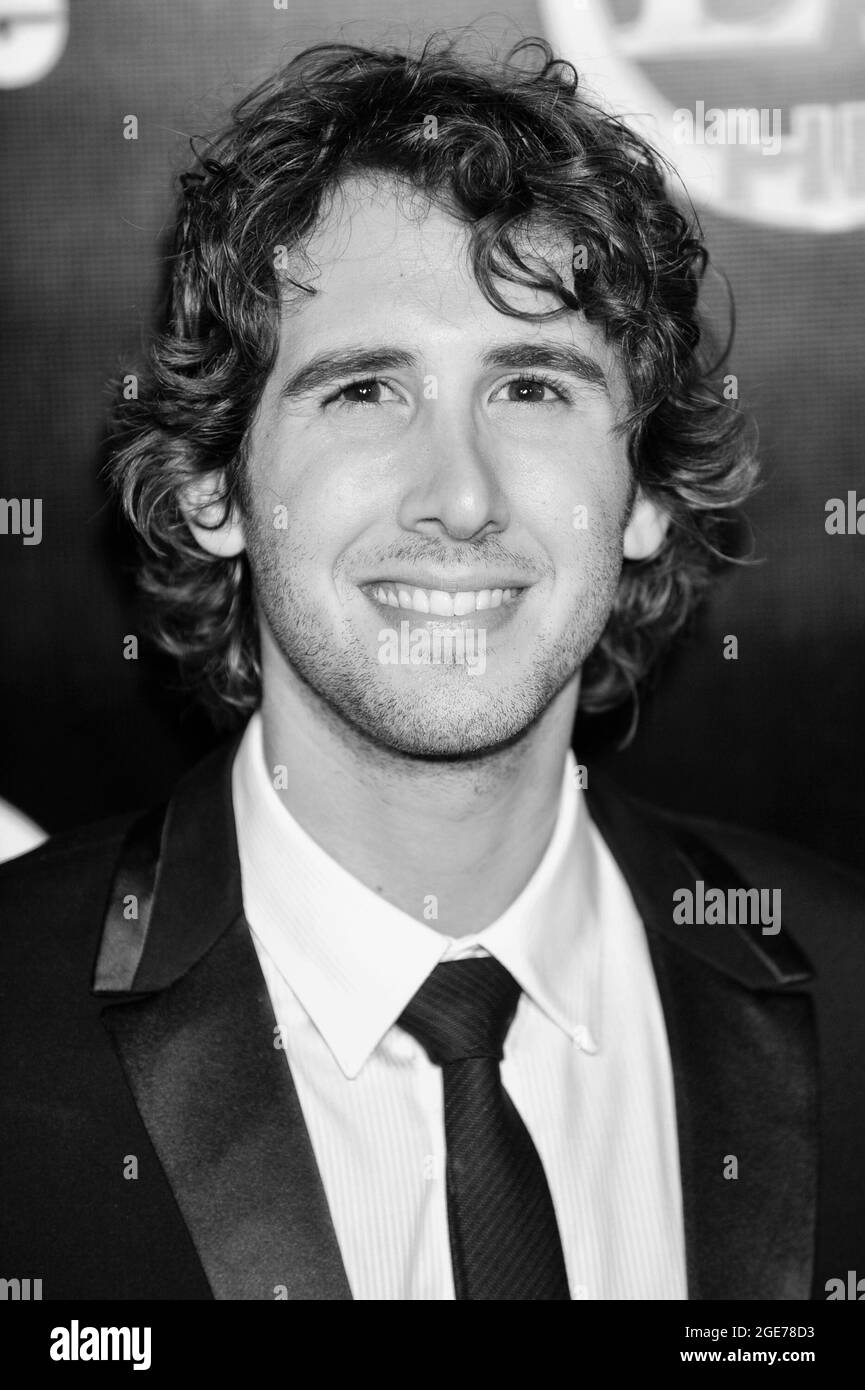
top-left (428, 589), bottom-right (453, 617)
top-left (370, 582), bottom-right (521, 614)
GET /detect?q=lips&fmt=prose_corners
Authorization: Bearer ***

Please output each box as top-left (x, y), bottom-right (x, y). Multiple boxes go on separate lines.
top-left (369, 582), bottom-right (522, 616)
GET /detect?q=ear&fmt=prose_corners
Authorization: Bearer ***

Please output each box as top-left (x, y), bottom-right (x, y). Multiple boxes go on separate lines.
top-left (623, 487), bottom-right (669, 561)
top-left (178, 471), bottom-right (246, 558)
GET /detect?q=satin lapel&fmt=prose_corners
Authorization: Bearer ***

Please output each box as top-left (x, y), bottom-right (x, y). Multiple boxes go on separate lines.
top-left (95, 735), bottom-right (352, 1301)
top-left (102, 914), bottom-right (352, 1301)
top-left (587, 779), bottom-right (818, 1301)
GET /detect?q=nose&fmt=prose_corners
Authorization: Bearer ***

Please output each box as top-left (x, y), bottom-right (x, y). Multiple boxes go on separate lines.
top-left (397, 399), bottom-right (510, 543)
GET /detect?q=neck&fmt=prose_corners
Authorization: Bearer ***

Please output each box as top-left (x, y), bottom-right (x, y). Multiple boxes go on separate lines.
top-left (258, 661), bottom-right (579, 938)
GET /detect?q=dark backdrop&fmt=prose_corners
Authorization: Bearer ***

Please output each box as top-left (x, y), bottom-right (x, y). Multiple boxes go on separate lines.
top-left (1, 0), bottom-right (863, 872)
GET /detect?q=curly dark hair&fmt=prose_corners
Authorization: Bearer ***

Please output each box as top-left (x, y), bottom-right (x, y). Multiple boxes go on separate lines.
top-left (108, 33), bottom-right (758, 726)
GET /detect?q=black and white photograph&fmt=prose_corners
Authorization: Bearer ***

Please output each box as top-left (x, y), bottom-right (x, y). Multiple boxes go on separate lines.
top-left (1, 0), bottom-right (864, 1359)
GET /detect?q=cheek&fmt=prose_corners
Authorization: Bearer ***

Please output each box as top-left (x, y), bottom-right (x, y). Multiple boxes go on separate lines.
top-left (243, 459), bottom-right (387, 617)
top-left (541, 462), bottom-right (632, 580)
top-left (244, 461), bottom-right (339, 569)
top-left (250, 428), bottom-right (392, 545)
top-left (584, 442), bottom-right (634, 537)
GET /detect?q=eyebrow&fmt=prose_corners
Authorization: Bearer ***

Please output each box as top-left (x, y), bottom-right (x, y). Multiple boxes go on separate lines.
top-left (278, 341), bottom-right (609, 400)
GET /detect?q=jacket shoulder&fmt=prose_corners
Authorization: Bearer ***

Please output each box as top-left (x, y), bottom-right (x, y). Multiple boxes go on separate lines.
top-left (617, 787), bottom-right (865, 960)
top-left (655, 800), bottom-right (864, 896)
top-left (0, 812), bottom-right (138, 982)
top-left (0, 811), bottom-right (134, 891)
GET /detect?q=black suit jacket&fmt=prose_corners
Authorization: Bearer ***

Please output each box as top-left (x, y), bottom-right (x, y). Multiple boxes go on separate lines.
top-left (2, 735), bottom-right (864, 1301)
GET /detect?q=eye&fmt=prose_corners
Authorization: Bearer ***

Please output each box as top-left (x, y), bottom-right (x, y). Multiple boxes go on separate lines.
top-left (491, 375), bottom-right (571, 405)
top-left (330, 377), bottom-right (401, 407)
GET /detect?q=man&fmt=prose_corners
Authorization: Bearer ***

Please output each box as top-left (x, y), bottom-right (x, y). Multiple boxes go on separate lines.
top-left (1, 35), bottom-right (863, 1302)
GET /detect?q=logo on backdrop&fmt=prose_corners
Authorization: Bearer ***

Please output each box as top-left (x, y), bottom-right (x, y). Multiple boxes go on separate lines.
top-left (539, 0), bottom-right (865, 232)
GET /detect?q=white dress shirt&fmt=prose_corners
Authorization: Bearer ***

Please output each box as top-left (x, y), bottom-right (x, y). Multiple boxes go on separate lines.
top-left (232, 712), bottom-right (687, 1300)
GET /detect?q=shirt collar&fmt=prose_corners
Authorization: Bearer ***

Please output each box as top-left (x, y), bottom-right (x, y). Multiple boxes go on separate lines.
top-left (232, 711), bottom-right (601, 1078)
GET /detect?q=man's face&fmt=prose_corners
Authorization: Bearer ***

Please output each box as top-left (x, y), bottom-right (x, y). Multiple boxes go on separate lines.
top-left (238, 175), bottom-right (644, 757)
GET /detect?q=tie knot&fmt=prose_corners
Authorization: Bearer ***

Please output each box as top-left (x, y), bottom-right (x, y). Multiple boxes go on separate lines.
top-left (398, 957), bottom-right (522, 1065)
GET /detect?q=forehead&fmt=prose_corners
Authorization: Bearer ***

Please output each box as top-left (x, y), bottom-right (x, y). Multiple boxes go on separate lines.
top-left (276, 173), bottom-right (620, 380)
top-left (289, 173), bottom-right (565, 310)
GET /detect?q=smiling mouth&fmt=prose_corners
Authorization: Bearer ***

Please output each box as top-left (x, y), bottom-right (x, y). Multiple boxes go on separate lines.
top-left (367, 582), bottom-right (524, 616)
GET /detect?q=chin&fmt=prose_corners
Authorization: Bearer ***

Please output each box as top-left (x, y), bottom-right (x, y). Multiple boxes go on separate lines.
top-left (331, 672), bottom-right (560, 761)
